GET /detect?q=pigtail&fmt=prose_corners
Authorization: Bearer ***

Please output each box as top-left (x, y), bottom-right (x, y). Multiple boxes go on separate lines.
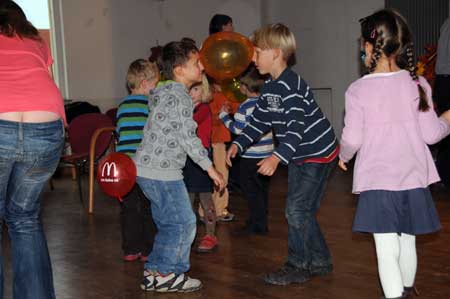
top-left (406, 43), bottom-right (429, 112)
top-left (369, 35), bottom-right (384, 73)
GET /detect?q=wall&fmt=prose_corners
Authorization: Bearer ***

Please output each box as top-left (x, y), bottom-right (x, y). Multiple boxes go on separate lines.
top-left (55, 0), bottom-right (261, 112)
top-left (261, 0), bottom-right (383, 137)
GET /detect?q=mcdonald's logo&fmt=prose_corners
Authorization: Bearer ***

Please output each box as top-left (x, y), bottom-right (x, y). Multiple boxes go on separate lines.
top-left (101, 162), bottom-right (118, 177)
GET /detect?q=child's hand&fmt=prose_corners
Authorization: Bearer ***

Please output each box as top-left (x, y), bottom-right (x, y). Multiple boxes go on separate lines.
top-left (220, 103), bottom-right (231, 114)
top-left (207, 167), bottom-right (226, 191)
top-left (226, 144), bottom-right (238, 167)
top-left (257, 155), bottom-right (280, 176)
top-left (441, 109), bottom-right (450, 124)
top-left (338, 159), bottom-right (348, 171)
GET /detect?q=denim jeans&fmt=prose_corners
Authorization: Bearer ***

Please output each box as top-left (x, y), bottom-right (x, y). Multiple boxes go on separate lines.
top-left (285, 159), bottom-right (337, 271)
top-left (136, 177), bottom-right (196, 275)
top-left (0, 119), bottom-right (64, 299)
top-left (239, 158), bottom-right (270, 231)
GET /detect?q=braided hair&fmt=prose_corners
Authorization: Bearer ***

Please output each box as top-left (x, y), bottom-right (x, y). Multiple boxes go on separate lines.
top-left (359, 9), bottom-right (429, 112)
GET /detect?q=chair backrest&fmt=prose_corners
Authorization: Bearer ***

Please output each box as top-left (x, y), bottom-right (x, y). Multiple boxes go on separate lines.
top-left (105, 107), bottom-right (118, 126)
top-left (68, 113), bottom-right (114, 158)
top-left (65, 101), bottom-right (101, 124)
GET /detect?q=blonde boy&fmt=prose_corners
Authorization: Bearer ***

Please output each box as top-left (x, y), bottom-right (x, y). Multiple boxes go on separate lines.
top-left (116, 59), bottom-right (159, 263)
top-left (227, 23), bottom-right (338, 285)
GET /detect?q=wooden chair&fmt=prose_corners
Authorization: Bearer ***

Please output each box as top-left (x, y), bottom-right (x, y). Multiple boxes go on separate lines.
top-left (88, 126), bottom-right (116, 214)
top-left (60, 113), bottom-right (114, 203)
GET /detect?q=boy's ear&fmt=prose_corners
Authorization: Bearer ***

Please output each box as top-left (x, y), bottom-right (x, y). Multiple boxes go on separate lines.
top-left (173, 65), bottom-right (184, 79)
top-left (273, 48), bottom-right (282, 61)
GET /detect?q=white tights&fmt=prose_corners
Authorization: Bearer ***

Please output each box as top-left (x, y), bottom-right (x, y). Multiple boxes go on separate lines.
top-left (373, 233), bottom-right (417, 299)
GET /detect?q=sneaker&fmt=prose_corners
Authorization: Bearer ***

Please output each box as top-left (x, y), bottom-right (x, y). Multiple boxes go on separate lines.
top-left (123, 252), bottom-right (141, 262)
top-left (140, 269), bottom-right (156, 291)
top-left (154, 273), bottom-right (202, 293)
top-left (217, 212), bottom-right (235, 222)
top-left (197, 235), bottom-right (218, 253)
top-left (263, 264), bottom-right (311, 285)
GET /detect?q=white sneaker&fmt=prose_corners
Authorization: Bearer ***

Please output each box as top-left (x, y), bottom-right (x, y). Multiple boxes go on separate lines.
top-left (140, 269), bottom-right (156, 291)
top-left (154, 273), bottom-right (202, 293)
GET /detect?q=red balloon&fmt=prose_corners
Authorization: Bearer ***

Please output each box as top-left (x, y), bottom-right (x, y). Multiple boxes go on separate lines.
top-left (200, 31), bottom-right (254, 81)
top-left (97, 152), bottom-right (136, 201)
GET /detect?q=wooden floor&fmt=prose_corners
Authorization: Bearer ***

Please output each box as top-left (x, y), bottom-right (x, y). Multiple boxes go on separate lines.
top-left (2, 166), bottom-right (450, 299)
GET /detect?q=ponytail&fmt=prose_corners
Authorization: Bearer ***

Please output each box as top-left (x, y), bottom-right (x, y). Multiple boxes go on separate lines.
top-left (406, 43), bottom-right (429, 112)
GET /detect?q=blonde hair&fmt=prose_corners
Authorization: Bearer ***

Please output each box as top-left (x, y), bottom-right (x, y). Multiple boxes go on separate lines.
top-left (251, 23), bottom-right (296, 61)
top-left (190, 74), bottom-right (212, 103)
top-left (126, 59), bottom-right (159, 92)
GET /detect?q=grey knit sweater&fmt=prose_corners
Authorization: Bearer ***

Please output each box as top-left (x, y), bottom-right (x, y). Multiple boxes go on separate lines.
top-left (134, 82), bottom-right (212, 180)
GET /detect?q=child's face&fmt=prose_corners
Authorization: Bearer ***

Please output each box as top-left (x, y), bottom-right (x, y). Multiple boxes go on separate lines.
top-left (239, 83), bottom-right (250, 96)
top-left (222, 21), bottom-right (234, 32)
top-left (253, 47), bottom-right (277, 75)
top-left (189, 85), bottom-right (203, 103)
top-left (363, 41), bottom-right (374, 68)
top-left (179, 51), bottom-right (204, 87)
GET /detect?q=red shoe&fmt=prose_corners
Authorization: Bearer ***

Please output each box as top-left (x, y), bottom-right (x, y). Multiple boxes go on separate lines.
top-left (123, 252), bottom-right (141, 262)
top-left (196, 235), bottom-right (218, 253)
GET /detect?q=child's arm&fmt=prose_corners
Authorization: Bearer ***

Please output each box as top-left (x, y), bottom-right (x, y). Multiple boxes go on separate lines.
top-left (339, 88), bottom-right (364, 163)
top-left (219, 101), bottom-right (249, 135)
top-left (177, 98), bottom-right (225, 190)
top-left (176, 98), bottom-right (212, 171)
top-left (417, 79), bottom-right (450, 144)
top-left (232, 94), bottom-right (273, 155)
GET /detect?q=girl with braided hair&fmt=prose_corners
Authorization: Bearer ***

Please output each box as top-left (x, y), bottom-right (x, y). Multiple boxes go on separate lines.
top-left (339, 9), bottom-right (450, 299)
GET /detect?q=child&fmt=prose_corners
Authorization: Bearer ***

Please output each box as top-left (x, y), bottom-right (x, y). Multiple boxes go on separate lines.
top-left (183, 75), bottom-right (218, 252)
top-left (208, 84), bottom-right (240, 221)
top-left (220, 65), bottom-right (273, 234)
top-left (133, 39), bottom-right (225, 293)
top-left (227, 23), bottom-right (338, 285)
top-left (116, 59), bottom-right (159, 262)
top-left (339, 10), bottom-right (450, 299)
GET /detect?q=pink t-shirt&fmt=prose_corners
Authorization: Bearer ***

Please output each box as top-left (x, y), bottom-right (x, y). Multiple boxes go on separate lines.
top-left (340, 70), bottom-right (450, 193)
top-left (0, 35), bottom-right (66, 124)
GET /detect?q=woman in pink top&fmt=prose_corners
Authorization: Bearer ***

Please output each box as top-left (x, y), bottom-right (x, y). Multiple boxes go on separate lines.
top-left (0, 1), bottom-right (65, 298)
top-left (339, 9), bottom-right (450, 299)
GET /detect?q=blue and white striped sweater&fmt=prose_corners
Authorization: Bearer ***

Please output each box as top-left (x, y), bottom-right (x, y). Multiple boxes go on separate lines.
top-left (233, 68), bottom-right (337, 165)
top-left (220, 97), bottom-right (273, 159)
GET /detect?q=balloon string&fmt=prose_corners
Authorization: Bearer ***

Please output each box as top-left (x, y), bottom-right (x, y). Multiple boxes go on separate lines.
top-left (118, 197), bottom-right (123, 202)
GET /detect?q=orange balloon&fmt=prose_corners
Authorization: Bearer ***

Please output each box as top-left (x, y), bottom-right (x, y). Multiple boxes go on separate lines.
top-left (200, 32), bottom-right (254, 81)
top-left (220, 78), bottom-right (247, 102)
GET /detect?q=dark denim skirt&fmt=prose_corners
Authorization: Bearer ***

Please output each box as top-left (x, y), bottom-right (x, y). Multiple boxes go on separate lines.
top-left (182, 150), bottom-right (213, 193)
top-left (352, 188), bottom-right (441, 235)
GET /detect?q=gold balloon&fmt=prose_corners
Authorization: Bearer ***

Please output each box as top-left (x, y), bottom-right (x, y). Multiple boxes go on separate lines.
top-left (220, 78), bottom-right (247, 102)
top-left (200, 32), bottom-right (254, 81)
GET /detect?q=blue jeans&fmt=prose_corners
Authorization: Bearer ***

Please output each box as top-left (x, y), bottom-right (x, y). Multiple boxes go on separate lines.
top-left (136, 177), bottom-right (196, 275)
top-left (286, 159), bottom-right (336, 271)
top-left (0, 119), bottom-right (64, 299)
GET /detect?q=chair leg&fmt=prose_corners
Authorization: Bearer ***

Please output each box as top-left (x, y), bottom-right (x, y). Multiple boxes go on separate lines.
top-left (71, 166), bottom-right (77, 180)
top-left (76, 164), bottom-right (83, 204)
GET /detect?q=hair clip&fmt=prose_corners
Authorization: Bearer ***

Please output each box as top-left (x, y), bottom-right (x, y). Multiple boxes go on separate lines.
top-left (370, 29), bottom-right (377, 39)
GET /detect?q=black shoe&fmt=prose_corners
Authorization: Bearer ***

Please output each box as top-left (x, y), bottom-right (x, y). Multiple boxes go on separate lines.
top-left (233, 224), bottom-right (268, 236)
top-left (263, 264), bottom-right (311, 285)
top-left (309, 265), bottom-right (333, 277)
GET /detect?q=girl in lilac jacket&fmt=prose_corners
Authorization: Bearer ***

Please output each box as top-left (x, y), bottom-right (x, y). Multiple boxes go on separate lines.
top-left (339, 9), bottom-right (450, 299)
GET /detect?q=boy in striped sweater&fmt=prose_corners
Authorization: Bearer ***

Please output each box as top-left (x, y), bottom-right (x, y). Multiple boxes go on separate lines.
top-left (220, 65), bottom-right (273, 234)
top-left (226, 24), bottom-right (338, 285)
top-left (116, 59), bottom-right (159, 262)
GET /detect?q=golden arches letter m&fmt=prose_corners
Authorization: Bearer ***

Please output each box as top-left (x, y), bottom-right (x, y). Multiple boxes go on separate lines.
top-left (102, 162), bottom-right (118, 177)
